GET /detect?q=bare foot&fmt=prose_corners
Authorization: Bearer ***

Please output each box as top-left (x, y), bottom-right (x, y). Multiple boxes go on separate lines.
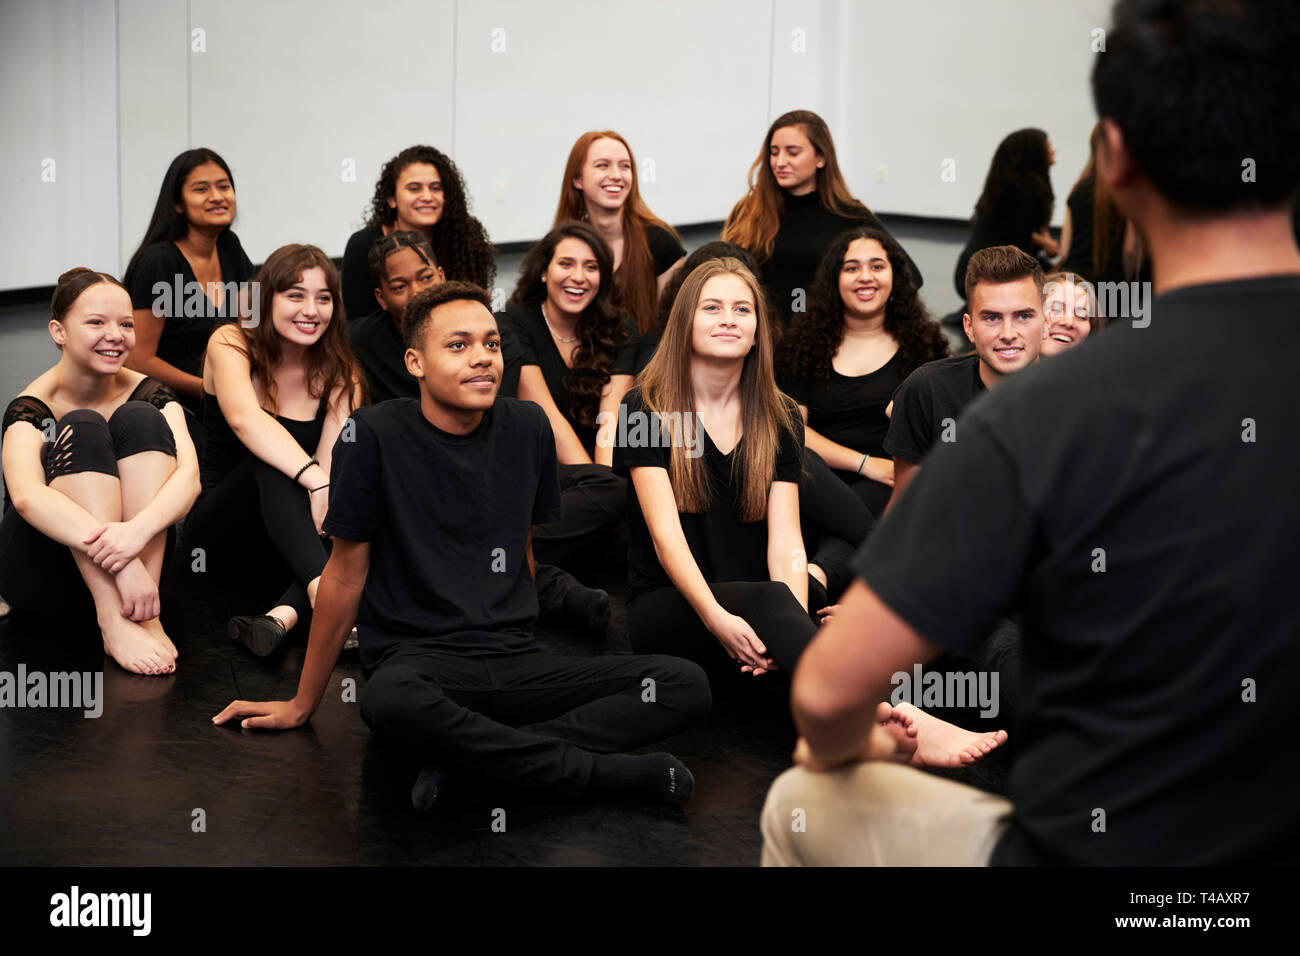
top-left (140, 617), bottom-right (179, 663)
top-left (886, 701), bottom-right (1007, 768)
top-left (102, 618), bottom-right (175, 676)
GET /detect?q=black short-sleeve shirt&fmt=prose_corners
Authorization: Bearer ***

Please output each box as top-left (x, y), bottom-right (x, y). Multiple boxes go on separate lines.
top-left (882, 354), bottom-right (985, 466)
top-left (341, 225), bottom-right (385, 323)
top-left (613, 386), bottom-right (804, 600)
top-left (127, 231), bottom-right (255, 386)
top-left (499, 303), bottom-right (639, 453)
top-left (323, 397), bottom-right (562, 671)
top-left (852, 275), bottom-right (1300, 866)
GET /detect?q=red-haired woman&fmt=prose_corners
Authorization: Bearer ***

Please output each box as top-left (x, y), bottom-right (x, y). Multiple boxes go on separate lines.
top-left (187, 245), bottom-right (366, 656)
top-left (554, 130), bottom-right (685, 333)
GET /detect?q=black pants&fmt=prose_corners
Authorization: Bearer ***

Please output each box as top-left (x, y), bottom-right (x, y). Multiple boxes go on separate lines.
top-left (799, 449), bottom-right (876, 601)
top-left (359, 642), bottom-right (711, 799)
top-left (0, 403), bottom-right (177, 630)
top-left (627, 581), bottom-right (820, 692)
top-left (531, 463), bottom-right (625, 571)
top-left (185, 454), bottom-right (328, 620)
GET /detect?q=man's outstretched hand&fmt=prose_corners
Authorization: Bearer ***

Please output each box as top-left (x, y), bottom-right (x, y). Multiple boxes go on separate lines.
top-left (213, 698), bottom-right (310, 731)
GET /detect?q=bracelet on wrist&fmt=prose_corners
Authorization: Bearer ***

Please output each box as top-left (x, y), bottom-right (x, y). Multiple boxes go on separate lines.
top-left (310, 483), bottom-right (330, 494)
top-left (857, 454), bottom-right (868, 475)
top-left (293, 459), bottom-right (319, 484)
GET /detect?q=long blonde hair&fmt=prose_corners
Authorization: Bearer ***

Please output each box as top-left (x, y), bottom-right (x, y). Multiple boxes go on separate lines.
top-left (722, 110), bottom-right (870, 263)
top-left (637, 258), bottom-right (799, 520)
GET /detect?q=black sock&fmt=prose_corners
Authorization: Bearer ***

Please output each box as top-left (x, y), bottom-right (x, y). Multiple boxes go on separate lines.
top-left (411, 764), bottom-right (449, 811)
top-left (562, 586), bottom-right (610, 639)
top-left (589, 753), bottom-right (694, 804)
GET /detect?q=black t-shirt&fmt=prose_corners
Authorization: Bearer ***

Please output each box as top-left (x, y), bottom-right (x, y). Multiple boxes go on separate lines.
top-left (762, 192), bottom-right (922, 327)
top-left (127, 232), bottom-right (256, 385)
top-left (613, 386), bottom-right (804, 600)
top-left (349, 308), bottom-right (524, 406)
top-left (341, 225), bottom-right (385, 323)
top-left (323, 397), bottom-right (562, 672)
top-left (645, 224), bottom-right (686, 275)
top-left (499, 303), bottom-right (639, 453)
top-left (634, 326), bottom-right (663, 374)
top-left (953, 202), bottom-right (1048, 301)
top-left (852, 274), bottom-right (1300, 865)
top-left (782, 349), bottom-right (905, 460)
top-left (882, 354), bottom-right (985, 466)
top-left (1059, 175), bottom-right (1126, 285)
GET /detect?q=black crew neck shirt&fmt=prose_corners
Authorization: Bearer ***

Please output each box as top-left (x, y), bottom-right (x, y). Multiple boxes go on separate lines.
top-left (613, 386), bottom-right (804, 600)
top-left (853, 274), bottom-right (1300, 865)
top-left (882, 353), bottom-right (986, 466)
top-left (500, 302), bottom-right (639, 454)
top-left (783, 349), bottom-right (905, 460)
top-left (323, 397), bottom-right (562, 672)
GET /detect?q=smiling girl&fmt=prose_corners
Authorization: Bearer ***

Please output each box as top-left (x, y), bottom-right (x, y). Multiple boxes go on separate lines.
top-left (554, 131), bottom-right (685, 333)
top-left (341, 145), bottom-right (495, 322)
top-left (186, 245), bottom-right (365, 656)
top-left (0, 269), bottom-right (199, 675)
top-left (615, 258), bottom-right (819, 693)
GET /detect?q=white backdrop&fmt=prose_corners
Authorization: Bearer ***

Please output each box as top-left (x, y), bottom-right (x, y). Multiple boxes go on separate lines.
top-left (0, 0), bottom-right (1113, 292)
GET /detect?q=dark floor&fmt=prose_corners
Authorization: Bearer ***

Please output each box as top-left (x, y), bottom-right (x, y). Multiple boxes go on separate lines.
top-left (0, 220), bottom-right (995, 867)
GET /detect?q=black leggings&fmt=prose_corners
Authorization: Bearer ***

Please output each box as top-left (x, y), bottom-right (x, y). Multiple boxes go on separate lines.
top-left (185, 454), bottom-right (328, 621)
top-left (627, 580), bottom-right (821, 692)
top-left (799, 449), bottom-right (876, 601)
top-left (0, 403), bottom-right (176, 629)
top-left (531, 463), bottom-right (625, 570)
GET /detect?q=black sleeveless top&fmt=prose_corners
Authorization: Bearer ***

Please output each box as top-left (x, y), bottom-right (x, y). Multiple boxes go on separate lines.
top-left (1, 377), bottom-right (178, 512)
top-left (198, 389), bottom-right (328, 495)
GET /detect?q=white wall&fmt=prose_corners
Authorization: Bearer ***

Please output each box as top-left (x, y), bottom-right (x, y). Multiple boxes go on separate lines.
top-left (0, 0), bottom-right (1113, 292)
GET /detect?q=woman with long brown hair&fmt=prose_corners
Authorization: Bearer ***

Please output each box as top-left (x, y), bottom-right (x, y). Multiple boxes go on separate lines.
top-left (723, 110), bottom-right (919, 330)
top-left (1057, 124), bottom-right (1130, 285)
top-left (554, 130), bottom-right (685, 333)
top-left (613, 258), bottom-right (819, 694)
top-left (187, 244), bottom-right (365, 657)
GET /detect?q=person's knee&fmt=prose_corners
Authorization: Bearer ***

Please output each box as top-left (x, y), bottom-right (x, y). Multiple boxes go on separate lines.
top-left (359, 664), bottom-right (434, 732)
top-left (761, 766), bottom-right (819, 866)
top-left (109, 400), bottom-right (177, 460)
top-left (44, 411), bottom-right (116, 481)
top-left (641, 655), bottom-right (711, 722)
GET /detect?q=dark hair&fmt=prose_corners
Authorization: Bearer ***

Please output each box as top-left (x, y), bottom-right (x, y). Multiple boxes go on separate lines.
top-left (972, 129), bottom-right (1053, 238)
top-left (367, 230), bottom-right (439, 289)
top-left (403, 281), bottom-right (494, 350)
top-left (1093, 0), bottom-right (1300, 213)
top-left (964, 245), bottom-right (1045, 303)
top-left (51, 267), bottom-right (126, 324)
top-left (651, 241), bottom-right (764, 332)
top-left (782, 228), bottom-right (948, 388)
top-left (124, 148), bottom-right (235, 291)
top-left (236, 245), bottom-right (365, 413)
top-left (507, 222), bottom-right (627, 429)
top-left (363, 145), bottom-right (496, 290)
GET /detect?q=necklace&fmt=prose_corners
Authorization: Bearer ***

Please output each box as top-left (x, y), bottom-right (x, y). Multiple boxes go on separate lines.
top-left (541, 302), bottom-right (578, 343)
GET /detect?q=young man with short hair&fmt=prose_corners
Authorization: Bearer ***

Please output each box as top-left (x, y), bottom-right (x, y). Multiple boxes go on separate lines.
top-left (884, 245), bottom-right (1045, 503)
top-left (216, 282), bottom-right (709, 807)
top-left (763, 0), bottom-right (1300, 866)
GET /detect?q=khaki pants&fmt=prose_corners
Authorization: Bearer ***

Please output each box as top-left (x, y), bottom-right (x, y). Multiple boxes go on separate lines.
top-left (760, 761), bottom-right (1014, 866)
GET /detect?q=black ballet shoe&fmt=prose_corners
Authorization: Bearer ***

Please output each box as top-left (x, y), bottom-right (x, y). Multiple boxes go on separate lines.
top-left (411, 764), bottom-right (450, 811)
top-left (563, 586), bottom-right (611, 641)
top-left (227, 614), bottom-right (287, 658)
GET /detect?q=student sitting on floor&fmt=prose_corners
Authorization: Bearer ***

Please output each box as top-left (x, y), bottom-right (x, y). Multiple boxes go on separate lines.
top-left (0, 268), bottom-right (199, 675)
top-left (214, 281), bottom-right (709, 809)
top-left (186, 245), bottom-right (365, 657)
top-left (762, 0), bottom-right (1300, 866)
top-left (884, 245), bottom-right (1046, 505)
top-left (614, 257), bottom-right (819, 693)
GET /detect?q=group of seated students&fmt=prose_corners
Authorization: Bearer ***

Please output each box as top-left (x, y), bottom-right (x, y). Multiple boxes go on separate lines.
top-left (2, 0), bottom-right (1297, 866)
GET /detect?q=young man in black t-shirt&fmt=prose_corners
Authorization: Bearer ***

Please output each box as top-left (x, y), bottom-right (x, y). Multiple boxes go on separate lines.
top-left (763, 0), bottom-right (1300, 866)
top-left (215, 282), bottom-right (709, 807)
top-left (883, 245), bottom-right (1045, 504)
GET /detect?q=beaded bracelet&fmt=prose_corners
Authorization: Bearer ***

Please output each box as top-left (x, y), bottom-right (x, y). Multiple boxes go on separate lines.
top-left (293, 459), bottom-right (319, 483)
